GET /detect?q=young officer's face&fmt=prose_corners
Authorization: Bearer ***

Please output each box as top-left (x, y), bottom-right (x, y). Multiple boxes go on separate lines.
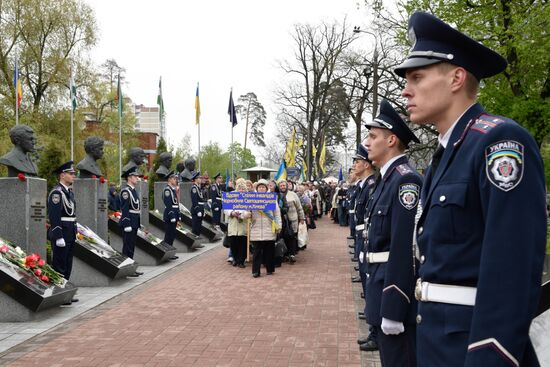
top-left (401, 64), bottom-right (454, 125)
top-left (365, 127), bottom-right (390, 167)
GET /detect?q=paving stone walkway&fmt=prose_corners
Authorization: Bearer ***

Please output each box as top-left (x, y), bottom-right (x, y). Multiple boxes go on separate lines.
top-left (2, 217), bottom-right (381, 367)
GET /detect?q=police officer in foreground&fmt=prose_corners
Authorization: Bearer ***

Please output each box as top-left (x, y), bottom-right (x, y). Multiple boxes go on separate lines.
top-left (48, 161), bottom-right (79, 304)
top-left (363, 99), bottom-right (422, 366)
top-left (162, 171), bottom-right (179, 260)
top-left (210, 172), bottom-right (223, 230)
top-left (395, 12), bottom-right (546, 366)
top-left (350, 144), bottom-right (378, 351)
top-left (190, 171), bottom-right (205, 238)
top-left (120, 166), bottom-right (143, 277)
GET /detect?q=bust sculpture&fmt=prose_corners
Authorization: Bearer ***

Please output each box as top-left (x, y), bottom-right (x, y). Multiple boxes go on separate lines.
top-left (76, 136), bottom-right (104, 178)
top-left (178, 158), bottom-right (196, 182)
top-left (0, 124), bottom-right (39, 177)
top-left (122, 147), bottom-right (146, 173)
top-left (155, 152), bottom-right (173, 180)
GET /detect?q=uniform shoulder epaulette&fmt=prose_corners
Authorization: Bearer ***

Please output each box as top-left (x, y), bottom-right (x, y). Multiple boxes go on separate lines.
top-left (470, 114), bottom-right (506, 134)
top-left (395, 163), bottom-right (413, 176)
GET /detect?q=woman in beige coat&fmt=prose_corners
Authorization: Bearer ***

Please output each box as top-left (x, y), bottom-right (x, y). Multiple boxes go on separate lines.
top-left (224, 180), bottom-right (248, 267)
top-left (248, 179), bottom-right (281, 277)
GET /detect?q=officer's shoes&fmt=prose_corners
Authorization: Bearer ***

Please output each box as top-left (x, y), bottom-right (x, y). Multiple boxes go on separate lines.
top-left (359, 339), bottom-right (378, 352)
top-left (169, 256), bottom-right (179, 260)
top-left (351, 276), bottom-right (361, 283)
top-left (347, 236), bottom-right (354, 239)
top-left (351, 257), bottom-right (359, 262)
top-left (71, 298), bottom-right (79, 303)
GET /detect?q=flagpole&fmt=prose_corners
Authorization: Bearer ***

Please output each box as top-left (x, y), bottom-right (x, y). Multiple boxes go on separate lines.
top-left (70, 67), bottom-right (74, 161)
top-left (15, 56), bottom-right (18, 126)
top-left (198, 116), bottom-right (201, 172)
top-left (118, 74), bottom-right (122, 187)
top-left (230, 88), bottom-right (234, 181)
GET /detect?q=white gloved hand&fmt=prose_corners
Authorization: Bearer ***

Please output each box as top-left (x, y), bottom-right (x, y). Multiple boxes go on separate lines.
top-left (170, 218), bottom-right (176, 223)
top-left (359, 251), bottom-right (364, 264)
top-left (124, 226), bottom-right (132, 233)
top-left (55, 238), bottom-right (66, 247)
top-left (197, 212), bottom-right (202, 217)
top-left (381, 317), bottom-right (404, 335)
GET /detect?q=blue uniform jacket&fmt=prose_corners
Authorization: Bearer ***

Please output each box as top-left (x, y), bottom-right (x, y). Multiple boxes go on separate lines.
top-left (47, 184), bottom-right (77, 242)
top-left (355, 174), bottom-right (376, 273)
top-left (163, 184), bottom-right (179, 223)
top-left (191, 184), bottom-right (205, 216)
top-left (119, 185), bottom-right (140, 230)
top-left (210, 184), bottom-right (222, 212)
top-left (364, 156), bottom-right (422, 326)
top-left (416, 103), bottom-right (546, 366)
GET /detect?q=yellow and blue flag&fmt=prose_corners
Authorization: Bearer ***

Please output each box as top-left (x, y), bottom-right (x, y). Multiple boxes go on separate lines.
top-left (195, 83), bottom-right (200, 125)
top-left (13, 59), bottom-right (22, 108)
top-left (274, 160), bottom-right (287, 182)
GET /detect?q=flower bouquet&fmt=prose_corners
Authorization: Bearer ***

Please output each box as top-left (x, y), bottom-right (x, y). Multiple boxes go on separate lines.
top-left (0, 237), bottom-right (65, 286)
top-left (138, 227), bottom-right (163, 246)
top-left (76, 223), bottom-right (121, 258)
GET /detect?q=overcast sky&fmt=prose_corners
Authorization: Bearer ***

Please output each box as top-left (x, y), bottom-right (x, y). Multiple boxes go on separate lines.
top-left (87, 0), bottom-right (370, 162)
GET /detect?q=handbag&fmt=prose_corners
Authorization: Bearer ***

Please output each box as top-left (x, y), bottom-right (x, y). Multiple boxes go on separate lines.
top-left (222, 234), bottom-right (231, 248)
top-left (274, 238), bottom-right (287, 258)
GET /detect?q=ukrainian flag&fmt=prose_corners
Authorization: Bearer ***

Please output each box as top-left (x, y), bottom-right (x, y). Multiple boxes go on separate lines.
top-left (274, 160), bottom-right (287, 182)
top-left (195, 83), bottom-right (200, 125)
top-left (13, 59), bottom-right (22, 108)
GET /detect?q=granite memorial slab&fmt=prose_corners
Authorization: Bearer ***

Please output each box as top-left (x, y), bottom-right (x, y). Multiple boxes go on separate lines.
top-left (73, 178), bottom-right (109, 241)
top-left (148, 210), bottom-right (205, 251)
top-left (0, 177), bottom-right (47, 259)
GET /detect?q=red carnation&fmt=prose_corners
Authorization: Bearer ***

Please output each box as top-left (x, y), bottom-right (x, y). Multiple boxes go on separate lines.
top-left (34, 268), bottom-right (42, 276)
top-left (17, 173), bottom-right (26, 182)
top-left (0, 245), bottom-right (8, 253)
top-left (38, 259), bottom-right (46, 267)
top-left (41, 275), bottom-right (49, 282)
top-left (91, 175), bottom-right (97, 179)
top-left (143, 175), bottom-right (149, 181)
top-left (99, 176), bottom-right (106, 184)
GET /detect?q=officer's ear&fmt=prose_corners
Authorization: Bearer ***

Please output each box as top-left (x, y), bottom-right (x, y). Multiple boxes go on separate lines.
top-left (387, 133), bottom-right (398, 148)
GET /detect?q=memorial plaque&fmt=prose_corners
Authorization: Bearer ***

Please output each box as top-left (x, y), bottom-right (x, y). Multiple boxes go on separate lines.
top-left (178, 206), bottom-right (222, 241)
top-left (154, 181), bottom-right (167, 213)
top-left (136, 180), bottom-right (150, 228)
top-left (179, 182), bottom-right (193, 212)
top-left (148, 210), bottom-right (199, 248)
top-left (0, 177), bottom-right (47, 258)
top-left (96, 182), bottom-right (108, 240)
top-left (108, 217), bottom-right (177, 264)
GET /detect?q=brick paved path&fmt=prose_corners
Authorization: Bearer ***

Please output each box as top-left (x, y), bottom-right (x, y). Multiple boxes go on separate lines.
top-left (4, 218), bottom-right (364, 367)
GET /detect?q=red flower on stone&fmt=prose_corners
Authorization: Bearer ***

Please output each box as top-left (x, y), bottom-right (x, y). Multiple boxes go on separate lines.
top-left (17, 173), bottom-right (26, 182)
top-left (92, 175), bottom-right (97, 179)
top-left (34, 268), bottom-right (42, 276)
top-left (143, 176), bottom-right (149, 181)
top-left (99, 176), bottom-right (106, 184)
top-left (38, 259), bottom-right (46, 267)
top-left (41, 275), bottom-right (49, 282)
top-left (0, 245), bottom-right (8, 253)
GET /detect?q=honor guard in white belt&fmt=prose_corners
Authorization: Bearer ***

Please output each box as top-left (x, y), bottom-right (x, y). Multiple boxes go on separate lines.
top-left (209, 173), bottom-right (223, 228)
top-left (119, 166), bottom-right (143, 275)
top-left (363, 99), bottom-right (422, 367)
top-left (190, 171), bottom-right (205, 237)
top-left (396, 12), bottom-right (547, 367)
top-left (163, 171), bottom-right (179, 248)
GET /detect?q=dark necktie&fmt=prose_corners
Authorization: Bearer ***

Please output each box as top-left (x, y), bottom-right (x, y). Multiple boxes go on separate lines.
top-left (431, 144), bottom-right (445, 174)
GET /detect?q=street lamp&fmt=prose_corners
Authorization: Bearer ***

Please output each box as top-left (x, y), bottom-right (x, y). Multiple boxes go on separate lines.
top-left (353, 26), bottom-right (379, 119)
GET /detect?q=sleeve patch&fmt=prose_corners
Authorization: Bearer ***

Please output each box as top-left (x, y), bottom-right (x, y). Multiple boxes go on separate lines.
top-left (398, 183), bottom-right (419, 210)
top-left (122, 191), bottom-right (129, 200)
top-left (164, 189), bottom-right (170, 197)
top-left (486, 140), bottom-right (524, 192)
top-left (51, 193), bottom-right (60, 204)
top-left (192, 187), bottom-right (197, 193)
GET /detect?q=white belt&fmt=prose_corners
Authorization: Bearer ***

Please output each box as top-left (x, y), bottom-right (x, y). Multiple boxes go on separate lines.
top-left (349, 209), bottom-right (355, 214)
top-left (366, 251), bottom-right (389, 263)
top-left (171, 205), bottom-right (179, 208)
top-left (129, 210), bottom-right (140, 214)
top-left (198, 202), bottom-right (205, 205)
top-left (61, 217), bottom-right (76, 222)
top-left (355, 224), bottom-right (364, 230)
top-left (415, 279), bottom-right (476, 306)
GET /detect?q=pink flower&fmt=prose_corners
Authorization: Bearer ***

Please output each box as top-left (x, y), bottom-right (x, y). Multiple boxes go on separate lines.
top-left (34, 268), bottom-right (42, 276)
top-left (91, 175), bottom-right (97, 179)
top-left (38, 259), bottom-right (46, 267)
top-left (0, 245), bottom-right (8, 253)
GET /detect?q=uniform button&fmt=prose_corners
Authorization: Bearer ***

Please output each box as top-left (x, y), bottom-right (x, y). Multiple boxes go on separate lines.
top-left (366, 274), bottom-right (370, 279)
top-left (439, 195), bottom-right (446, 202)
top-left (416, 314), bottom-right (422, 324)
top-left (418, 226), bottom-right (423, 235)
top-left (377, 210), bottom-right (381, 214)
top-left (420, 255), bottom-right (425, 264)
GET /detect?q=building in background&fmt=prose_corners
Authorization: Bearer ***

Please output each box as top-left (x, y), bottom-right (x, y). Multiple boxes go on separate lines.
top-left (134, 104), bottom-right (165, 141)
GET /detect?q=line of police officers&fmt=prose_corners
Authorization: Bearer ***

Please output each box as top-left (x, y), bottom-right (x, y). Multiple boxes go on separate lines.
top-left (346, 11), bottom-right (546, 367)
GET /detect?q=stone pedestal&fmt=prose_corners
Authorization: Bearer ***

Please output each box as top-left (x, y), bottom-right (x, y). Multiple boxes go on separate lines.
top-left (73, 178), bottom-right (108, 241)
top-left (136, 180), bottom-right (150, 228)
top-left (0, 259), bottom-right (77, 321)
top-left (154, 181), bottom-right (168, 213)
top-left (179, 182), bottom-right (193, 212)
top-left (0, 177), bottom-right (47, 259)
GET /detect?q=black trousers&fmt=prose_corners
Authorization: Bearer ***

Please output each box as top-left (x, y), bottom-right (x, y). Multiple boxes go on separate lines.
top-left (230, 235), bottom-right (247, 265)
top-left (122, 228), bottom-right (138, 259)
top-left (252, 240), bottom-right (275, 274)
top-left (376, 325), bottom-right (416, 367)
top-left (191, 213), bottom-right (203, 236)
top-left (52, 239), bottom-right (75, 279)
top-left (284, 232), bottom-right (298, 256)
top-left (164, 220), bottom-right (177, 246)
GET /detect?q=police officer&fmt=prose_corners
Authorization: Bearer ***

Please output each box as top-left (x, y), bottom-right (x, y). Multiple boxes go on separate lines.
top-left (120, 166), bottom-right (143, 277)
top-left (190, 171), bottom-right (205, 238)
top-left (363, 99), bottom-right (422, 366)
top-left (350, 144), bottom-right (378, 352)
top-left (395, 12), bottom-right (546, 366)
top-left (48, 161), bottom-right (78, 302)
top-left (210, 172), bottom-right (223, 230)
top-left (347, 169), bottom-right (358, 242)
top-left (162, 171), bottom-right (179, 260)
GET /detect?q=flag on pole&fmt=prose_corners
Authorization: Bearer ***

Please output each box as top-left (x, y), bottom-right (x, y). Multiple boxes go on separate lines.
top-left (157, 76), bottom-right (164, 120)
top-left (284, 128), bottom-right (296, 167)
top-left (13, 59), bottom-right (22, 108)
top-left (225, 167), bottom-right (230, 187)
top-left (319, 138), bottom-right (326, 174)
top-left (116, 74), bottom-right (123, 118)
top-left (195, 83), bottom-right (200, 125)
top-left (70, 69), bottom-right (77, 112)
top-left (338, 167), bottom-right (344, 182)
top-left (302, 157), bottom-right (308, 176)
top-left (274, 160), bottom-right (287, 182)
top-left (228, 90), bottom-right (238, 127)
